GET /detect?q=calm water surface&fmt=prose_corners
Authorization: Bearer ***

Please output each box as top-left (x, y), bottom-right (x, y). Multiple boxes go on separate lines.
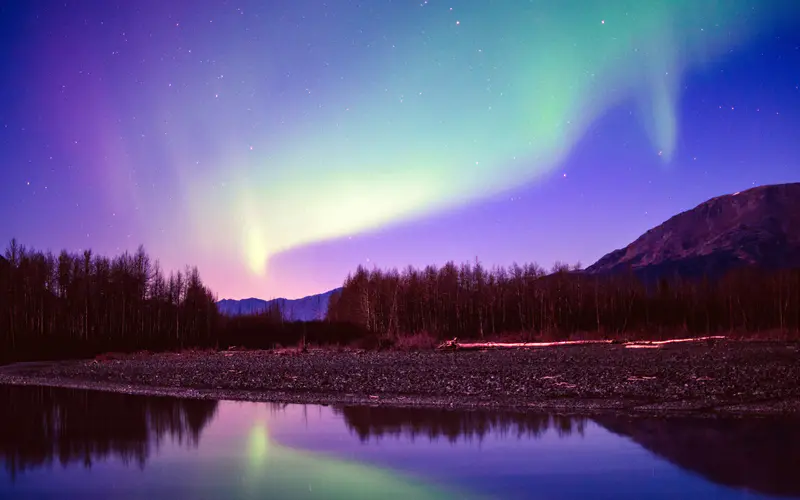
top-left (0, 385), bottom-right (798, 499)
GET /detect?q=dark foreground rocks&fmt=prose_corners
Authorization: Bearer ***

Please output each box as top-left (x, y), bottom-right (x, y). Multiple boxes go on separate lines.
top-left (1, 340), bottom-right (799, 415)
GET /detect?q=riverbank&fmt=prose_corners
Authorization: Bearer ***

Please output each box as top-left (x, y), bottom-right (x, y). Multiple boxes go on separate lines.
top-left (1, 340), bottom-right (799, 416)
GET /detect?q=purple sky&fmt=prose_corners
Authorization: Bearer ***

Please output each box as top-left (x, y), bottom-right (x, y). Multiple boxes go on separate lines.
top-left (1, 1), bottom-right (798, 299)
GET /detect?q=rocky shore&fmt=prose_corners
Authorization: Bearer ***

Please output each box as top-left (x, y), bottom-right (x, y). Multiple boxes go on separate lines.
top-left (1, 340), bottom-right (799, 415)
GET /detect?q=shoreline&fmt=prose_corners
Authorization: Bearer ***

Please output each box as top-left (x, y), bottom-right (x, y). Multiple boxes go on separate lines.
top-left (1, 375), bottom-right (799, 417)
top-left (2, 341), bottom-right (799, 417)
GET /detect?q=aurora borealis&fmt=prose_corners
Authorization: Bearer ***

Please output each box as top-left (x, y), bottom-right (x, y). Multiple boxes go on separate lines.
top-left (1, 1), bottom-right (799, 299)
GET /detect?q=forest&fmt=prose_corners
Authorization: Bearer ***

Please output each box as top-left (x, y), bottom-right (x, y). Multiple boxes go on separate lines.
top-left (0, 239), bottom-right (367, 362)
top-left (2, 239), bottom-right (799, 363)
top-left (0, 239), bottom-right (219, 362)
top-left (326, 261), bottom-right (800, 342)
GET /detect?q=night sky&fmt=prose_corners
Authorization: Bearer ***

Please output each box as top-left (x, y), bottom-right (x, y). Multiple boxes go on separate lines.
top-left (1, 1), bottom-right (798, 300)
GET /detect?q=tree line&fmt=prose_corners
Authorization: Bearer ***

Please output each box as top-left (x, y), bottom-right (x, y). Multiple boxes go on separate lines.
top-left (0, 239), bottom-right (367, 361)
top-left (3, 237), bottom-right (799, 362)
top-left (326, 261), bottom-right (800, 341)
top-left (0, 239), bottom-right (219, 362)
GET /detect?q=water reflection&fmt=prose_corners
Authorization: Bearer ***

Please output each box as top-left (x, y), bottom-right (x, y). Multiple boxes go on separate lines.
top-left (0, 385), bottom-right (217, 479)
top-left (0, 385), bottom-right (798, 499)
top-left (597, 416), bottom-right (800, 498)
top-left (336, 406), bottom-right (587, 442)
top-left (0, 387), bottom-right (465, 499)
top-left (336, 406), bottom-right (800, 498)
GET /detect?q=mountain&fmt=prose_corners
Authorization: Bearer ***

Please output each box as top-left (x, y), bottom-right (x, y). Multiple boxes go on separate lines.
top-left (587, 183), bottom-right (800, 279)
top-left (216, 288), bottom-right (341, 322)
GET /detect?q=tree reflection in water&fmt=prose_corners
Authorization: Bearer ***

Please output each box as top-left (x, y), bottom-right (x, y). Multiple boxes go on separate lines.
top-left (0, 385), bottom-right (217, 480)
top-left (335, 406), bottom-right (587, 443)
top-left (2, 386), bottom-right (800, 498)
top-left (335, 405), bottom-right (800, 498)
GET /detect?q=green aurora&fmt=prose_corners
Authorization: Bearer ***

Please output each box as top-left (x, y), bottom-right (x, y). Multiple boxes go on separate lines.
top-left (176, 0), bottom-right (796, 276)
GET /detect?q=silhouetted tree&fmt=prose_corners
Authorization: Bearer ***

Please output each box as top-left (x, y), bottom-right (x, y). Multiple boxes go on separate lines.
top-left (0, 240), bottom-right (220, 362)
top-left (326, 260), bottom-right (800, 341)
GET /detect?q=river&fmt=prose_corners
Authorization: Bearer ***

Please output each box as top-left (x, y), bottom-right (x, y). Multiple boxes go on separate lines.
top-left (0, 385), bottom-right (798, 499)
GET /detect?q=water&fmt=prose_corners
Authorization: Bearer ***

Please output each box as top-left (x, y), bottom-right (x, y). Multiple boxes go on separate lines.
top-left (1, 386), bottom-right (798, 499)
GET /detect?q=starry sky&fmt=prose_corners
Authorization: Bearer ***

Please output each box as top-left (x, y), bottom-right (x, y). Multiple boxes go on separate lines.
top-left (1, 0), bottom-right (799, 300)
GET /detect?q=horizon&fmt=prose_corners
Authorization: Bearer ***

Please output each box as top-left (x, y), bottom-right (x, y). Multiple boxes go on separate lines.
top-left (217, 287), bottom-right (341, 303)
top-left (4, 180), bottom-right (792, 302)
top-left (2, 1), bottom-right (798, 299)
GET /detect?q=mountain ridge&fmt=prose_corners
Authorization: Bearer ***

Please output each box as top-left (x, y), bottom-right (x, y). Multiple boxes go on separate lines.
top-left (586, 182), bottom-right (800, 279)
top-left (216, 288), bottom-right (341, 321)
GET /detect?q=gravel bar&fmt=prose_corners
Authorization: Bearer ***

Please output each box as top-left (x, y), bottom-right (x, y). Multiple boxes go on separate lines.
top-left (1, 340), bottom-right (799, 416)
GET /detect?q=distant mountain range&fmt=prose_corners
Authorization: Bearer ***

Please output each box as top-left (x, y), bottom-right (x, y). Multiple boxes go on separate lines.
top-left (586, 182), bottom-right (800, 280)
top-left (216, 288), bottom-right (341, 321)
